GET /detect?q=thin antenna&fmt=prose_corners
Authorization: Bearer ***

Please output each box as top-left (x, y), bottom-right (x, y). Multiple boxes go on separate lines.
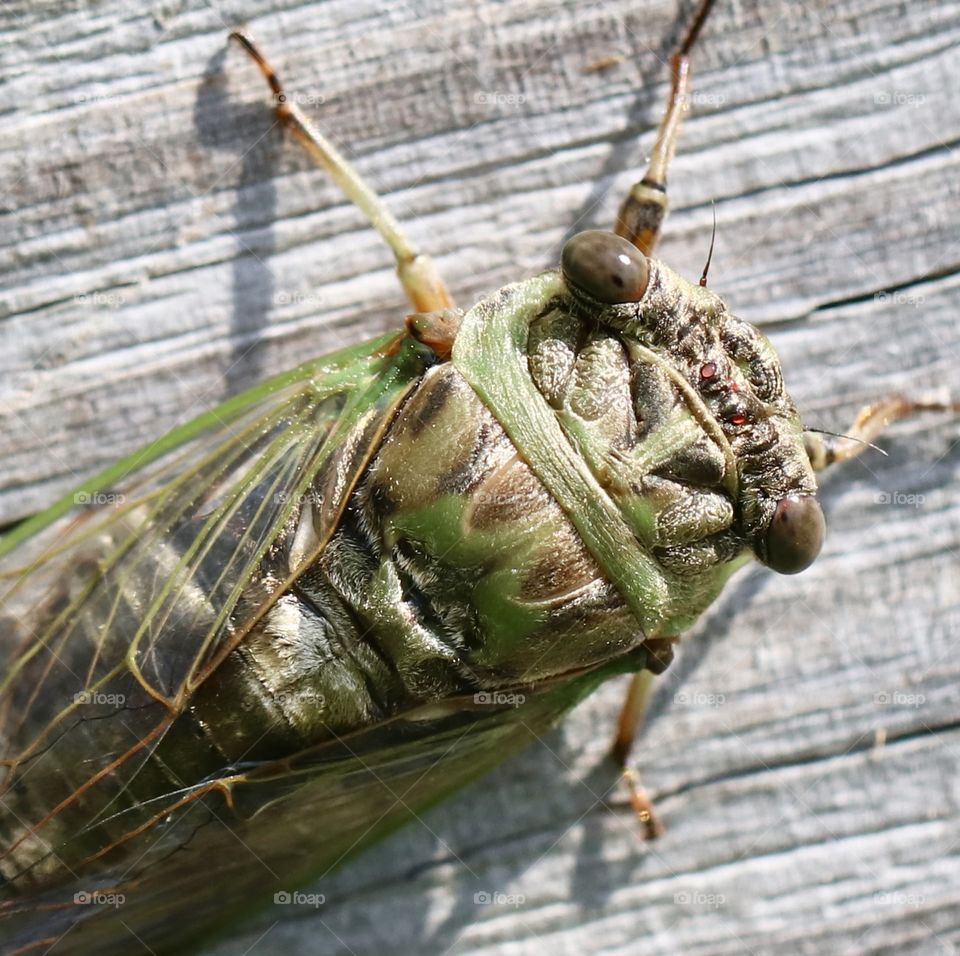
top-left (805, 427), bottom-right (888, 456)
top-left (699, 201), bottom-right (717, 287)
top-left (678, 0), bottom-right (718, 57)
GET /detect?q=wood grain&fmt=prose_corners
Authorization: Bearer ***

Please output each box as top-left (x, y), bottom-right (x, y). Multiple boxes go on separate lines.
top-left (1, 1), bottom-right (958, 953)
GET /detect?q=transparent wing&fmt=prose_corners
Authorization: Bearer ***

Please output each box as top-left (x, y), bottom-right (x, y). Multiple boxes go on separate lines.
top-left (0, 671), bottom-right (602, 956)
top-left (0, 331), bottom-right (430, 901)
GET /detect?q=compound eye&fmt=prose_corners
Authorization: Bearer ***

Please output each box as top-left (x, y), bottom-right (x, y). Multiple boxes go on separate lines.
top-left (561, 230), bottom-right (649, 304)
top-left (763, 495), bottom-right (825, 574)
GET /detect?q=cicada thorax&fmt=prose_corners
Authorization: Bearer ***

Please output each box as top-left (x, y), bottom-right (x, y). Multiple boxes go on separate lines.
top-left (194, 364), bottom-right (643, 755)
top-left (336, 363), bottom-right (642, 682)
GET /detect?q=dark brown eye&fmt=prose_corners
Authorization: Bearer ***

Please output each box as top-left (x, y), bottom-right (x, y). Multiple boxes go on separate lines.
top-left (561, 230), bottom-right (649, 304)
top-left (763, 495), bottom-right (825, 574)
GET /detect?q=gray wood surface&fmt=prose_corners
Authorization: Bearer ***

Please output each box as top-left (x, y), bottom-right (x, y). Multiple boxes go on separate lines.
top-left (2, 1), bottom-right (959, 954)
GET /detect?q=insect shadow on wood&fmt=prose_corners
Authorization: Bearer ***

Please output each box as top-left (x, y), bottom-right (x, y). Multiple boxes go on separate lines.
top-left (194, 44), bottom-right (279, 397)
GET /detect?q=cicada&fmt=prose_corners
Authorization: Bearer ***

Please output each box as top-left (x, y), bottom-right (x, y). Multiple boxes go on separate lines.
top-left (1, 2), bottom-right (956, 953)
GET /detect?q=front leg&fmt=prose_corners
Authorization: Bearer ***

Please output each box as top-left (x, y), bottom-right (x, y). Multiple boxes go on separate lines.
top-left (805, 395), bottom-right (960, 472)
top-left (615, 0), bottom-right (717, 256)
top-left (610, 638), bottom-right (677, 840)
top-left (229, 32), bottom-right (454, 313)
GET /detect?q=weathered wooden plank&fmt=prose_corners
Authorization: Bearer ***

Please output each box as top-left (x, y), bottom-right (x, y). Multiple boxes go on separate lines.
top-left (1, 0), bottom-right (958, 954)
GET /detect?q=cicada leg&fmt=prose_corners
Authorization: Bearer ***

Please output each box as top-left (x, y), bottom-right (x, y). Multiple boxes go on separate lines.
top-left (614, 0), bottom-right (717, 256)
top-left (805, 395), bottom-right (960, 471)
top-left (611, 638), bottom-right (677, 838)
top-left (611, 670), bottom-right (663, 839)
top-left (228, 32), bottom-right (455, 313)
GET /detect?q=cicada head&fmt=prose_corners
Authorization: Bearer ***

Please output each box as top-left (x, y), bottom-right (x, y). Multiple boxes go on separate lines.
top-left (552, 229), bottom-right (824, 578)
